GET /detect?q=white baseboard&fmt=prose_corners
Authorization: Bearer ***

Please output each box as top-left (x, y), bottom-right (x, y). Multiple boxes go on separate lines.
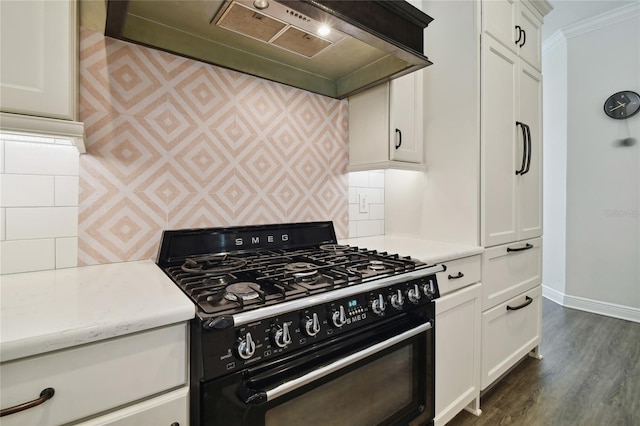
top-left (542, 285), bottom-right (640, 324)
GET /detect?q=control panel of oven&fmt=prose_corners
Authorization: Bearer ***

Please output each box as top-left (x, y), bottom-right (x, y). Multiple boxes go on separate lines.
top-left (220, 274), bottom-right (438, 371)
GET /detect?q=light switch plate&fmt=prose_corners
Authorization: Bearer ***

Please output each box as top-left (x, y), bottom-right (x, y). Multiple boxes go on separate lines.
top-left (358, 194), bottom-right (369, 214)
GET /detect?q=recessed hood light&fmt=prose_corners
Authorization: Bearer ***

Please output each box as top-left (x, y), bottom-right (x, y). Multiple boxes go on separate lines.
top-left (317, 24), bottom-right (330, 37)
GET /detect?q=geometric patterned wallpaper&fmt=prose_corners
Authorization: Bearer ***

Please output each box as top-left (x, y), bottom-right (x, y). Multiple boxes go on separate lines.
top-left (78, 28), bottom-right (349, 265)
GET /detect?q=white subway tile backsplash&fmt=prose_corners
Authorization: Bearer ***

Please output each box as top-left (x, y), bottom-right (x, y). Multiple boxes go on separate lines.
top-left (0, 174), bottom-right (55, 207)
top-left (348, 187), bottom-right (357, 204)
top-left (368, 171), bottom-right (385, 188)
top-left (369, 204), bottom-right (385, 220)
top-left (56, 237), bottom-right (78, 269)
top-left (349, 203), bottom-right (369, 221)
top-left (348, 171), bottom-right (369, 187)
top-left (0, 239), bottom-right (56, 274)
top-left (0, 140), bottom-right (4, 173)
top-left (347, 170), bottom-right (385, 238)
top-left (4, 141), bottom-right (79, 176)
top-left (6, 207), bottom-right (78, 240)
top-left (355, 187), bottom-right (383, 204)
top-left (0, 208), bottom-right (5, 240)
top-left (356, 220), bottom-right (384, 237)
top-left (55, 176), bottom-right (79, 206)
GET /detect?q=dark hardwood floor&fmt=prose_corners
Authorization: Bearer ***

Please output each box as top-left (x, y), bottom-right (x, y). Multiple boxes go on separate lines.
top-left (447, 298), bottom-right (640, 426)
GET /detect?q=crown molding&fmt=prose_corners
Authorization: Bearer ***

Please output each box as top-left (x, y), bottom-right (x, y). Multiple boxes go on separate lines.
top-left (542, 29), bottom-right (566, 56)
top-left (562, 2), bottom-right (640, 40)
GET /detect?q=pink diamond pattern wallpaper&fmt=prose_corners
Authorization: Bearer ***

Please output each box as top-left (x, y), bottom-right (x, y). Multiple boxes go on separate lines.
top-left (78, 28), bottom-right (348, 265)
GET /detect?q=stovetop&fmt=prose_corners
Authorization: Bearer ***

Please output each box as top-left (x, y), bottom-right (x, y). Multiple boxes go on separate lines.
top-left (157, 222), bottom-right (433, 317)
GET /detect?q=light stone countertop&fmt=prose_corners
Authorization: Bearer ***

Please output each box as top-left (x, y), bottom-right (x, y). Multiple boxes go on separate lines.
top-left (0, 260), bottom-right (194, 362)
top-left (338, 235), bottom-right (483, 264)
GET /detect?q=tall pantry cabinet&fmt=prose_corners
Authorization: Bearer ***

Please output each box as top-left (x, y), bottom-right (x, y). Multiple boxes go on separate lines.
top-left (479, 0), bottom-right (549, 392)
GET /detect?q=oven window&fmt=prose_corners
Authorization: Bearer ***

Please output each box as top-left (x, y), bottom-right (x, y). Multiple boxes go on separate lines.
top-left (265, 345), bottom-right (414, 426)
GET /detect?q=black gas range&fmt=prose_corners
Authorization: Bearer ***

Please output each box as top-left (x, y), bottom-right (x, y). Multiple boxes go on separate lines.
top-left (157, 222), bottom-right (444, 426)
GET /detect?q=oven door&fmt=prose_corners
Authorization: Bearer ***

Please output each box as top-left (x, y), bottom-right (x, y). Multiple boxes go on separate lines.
top-left (201, 312), bottom-right (434, 426)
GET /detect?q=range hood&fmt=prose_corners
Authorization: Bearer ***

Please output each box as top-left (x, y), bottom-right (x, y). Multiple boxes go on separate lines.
top-left (105, 0), bottom-right (433, 99)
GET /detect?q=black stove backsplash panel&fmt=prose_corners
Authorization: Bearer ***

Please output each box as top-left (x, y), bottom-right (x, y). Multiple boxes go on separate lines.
top-left (157, 222), bottom-right (337, 266)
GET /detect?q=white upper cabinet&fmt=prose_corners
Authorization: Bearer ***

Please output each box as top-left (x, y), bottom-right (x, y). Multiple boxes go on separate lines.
top-left (348, 72), bottom-right (425, 171)
top-left (481, 35), bottom-right (542, 247)
top-left (517, 61), bottom-right (543, 241)
top-left (481, 37), bottom-right (519, 247)
top-left (0, 0), bottom-right (77, 120)
top-left (517, 4), bottom-right (543, 71)
top-left (482, 0), bottom-right (543, 71)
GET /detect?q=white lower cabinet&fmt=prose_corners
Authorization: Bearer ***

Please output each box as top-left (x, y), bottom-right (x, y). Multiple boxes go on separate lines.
top-left (75, 387), bottom-right (189, 426)
top-left (435, 283), bottom-right (482, 426)
top-left (0, 324), bottom-right (188, 426)
top-left (482, 237), bottom-right (542, 310)
top-left (481, 285), bottom-right (542, 390)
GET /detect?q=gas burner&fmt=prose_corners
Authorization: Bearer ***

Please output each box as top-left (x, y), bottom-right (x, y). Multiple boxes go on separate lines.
top-left (285, 262), bottom-right (319, 274)
top-left (368, 260), bottom-right (388, 271)
top-left (203, 275), bottom-right (232, 287)
top-left (319, 244), bottom-right (350, 252)
top-left (224, 282), bottom-right (262, 301)
top-left (181, 254), bottom-right (247, 275)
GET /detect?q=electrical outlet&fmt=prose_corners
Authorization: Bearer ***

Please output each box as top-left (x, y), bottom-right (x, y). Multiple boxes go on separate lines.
top-left (358, 194), bottom-right (369, 214)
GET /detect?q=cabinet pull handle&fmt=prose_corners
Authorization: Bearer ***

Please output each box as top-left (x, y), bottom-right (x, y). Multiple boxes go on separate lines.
top-left (515, 25), bottom-right (522, 45)
top-left (522, 123), bottom-right (532, 175)
top-left (395, 128), bottom-right (402, 149)
top-left (448, 272), bottom-right (464, 280)
top-left (520, 28), bottom-right (526, 47)
top-left (506, 243), bottom-right (533, 252)
top-left (515, 122), bottom-right (527, 175)
top-left (0, 388), bottom-right (55, 417)
top-left (507, 296), bottom-right (533, 311)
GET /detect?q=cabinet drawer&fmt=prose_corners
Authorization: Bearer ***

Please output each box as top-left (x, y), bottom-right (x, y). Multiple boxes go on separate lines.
top-left (437, 255), bottom-right (481, 296)
top-left (0, 323), bottom-right (187, 426)
top-left (481, 286), bottom-right (542, 390)
top-left (481, 237), bottom-right (541, 310)
top-left (75, 386), bottom-right (189, 426)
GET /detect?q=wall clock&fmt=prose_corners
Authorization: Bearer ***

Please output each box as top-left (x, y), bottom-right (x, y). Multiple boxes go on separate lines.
top-left (603, 90), bottom-right (640, 119)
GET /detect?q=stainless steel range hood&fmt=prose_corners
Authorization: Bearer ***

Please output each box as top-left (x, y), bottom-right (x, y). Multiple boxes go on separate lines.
top-left (105, 0), bottom-right (433, 99)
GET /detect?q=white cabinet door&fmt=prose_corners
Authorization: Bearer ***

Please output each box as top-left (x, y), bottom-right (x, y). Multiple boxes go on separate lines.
top-left (0, 0), bottom-right (77, 120)
top-left (0, 324), bottom-right (187, 426)
top-left (481, 36), bottom-right (519, 247)
top-left (389, 72), bottom-right (423, 163)
top-left (517, 4), bottom-right (543, 71)
top-left (348, 72), bottom-right (424, 171)
top-left (481, 0), bottom-right (517, 52)
top-left (481, 285), bottom-right (542, 390)
top-left (517, 63), bottom-right (543, 241)
top-left (74, 387), bottom-right (189, 426)
top-left (435, 283), bottom-right (482, 426)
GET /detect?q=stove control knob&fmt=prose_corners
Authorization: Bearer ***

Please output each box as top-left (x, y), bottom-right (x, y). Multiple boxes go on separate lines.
top-left (390, 289), bottom-right (405, 309)
top-left (422, 279), bottom-right (436, 297)
top-left (407, 284), bottom-right (421, 304)
top-left (237, 332), bottom-right (256, 360)
top-left (371, 294), bottom-right (386, 316)
top-left (304, 313), bottom-right (321, 337)
top-left (272, 322), bottom-right (292, 348)
top-left (331, 305), bottom-right (347, 328)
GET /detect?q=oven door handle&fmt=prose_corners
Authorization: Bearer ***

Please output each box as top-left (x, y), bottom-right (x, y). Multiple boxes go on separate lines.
top-left (236, 321), bottom-right (432, 405)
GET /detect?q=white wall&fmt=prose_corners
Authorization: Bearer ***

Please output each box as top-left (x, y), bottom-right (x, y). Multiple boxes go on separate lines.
top-left (385, 0), bottom-right (480, 245)
top-left (543, 3), bottom-right (640, 320)
top-left (541, 36), bottom-right (568, 299)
